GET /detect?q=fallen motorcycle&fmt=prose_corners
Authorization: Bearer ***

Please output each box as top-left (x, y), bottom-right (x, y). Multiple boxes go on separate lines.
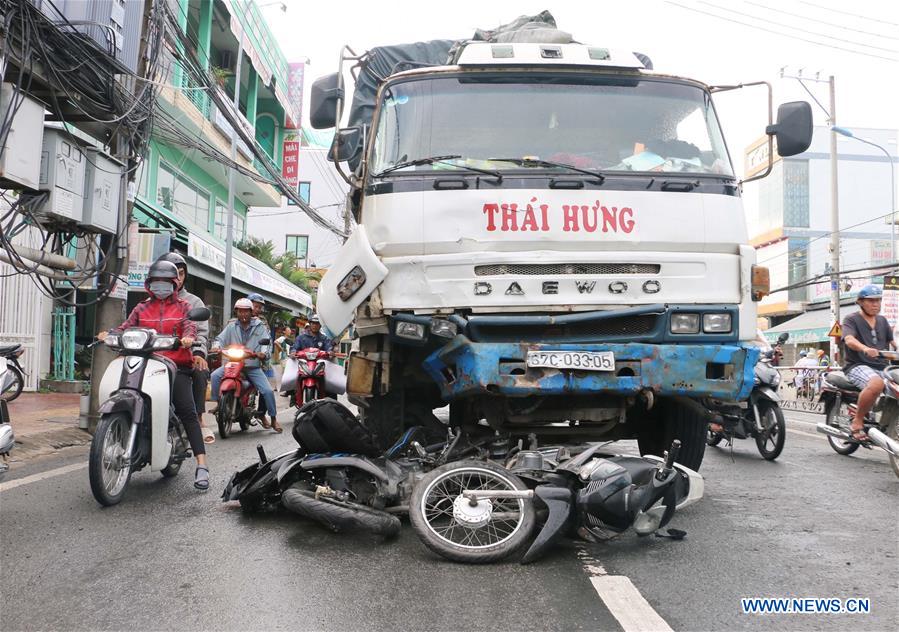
top-left (817, 351), bottom-right (899, 478)
top-left (222, 400), bottom-right (490, 535)
top-left (408, 440), bottom-right (703, 564)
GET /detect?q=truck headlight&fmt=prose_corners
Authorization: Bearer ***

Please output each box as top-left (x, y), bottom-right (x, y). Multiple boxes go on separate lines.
top-left (396, 322), bottom-right (426, 341)
top-left (670, 313), bottom-right (700, 334)
top-left (702, 313), bottom-right (732, 333)
top-left (431, 319), bottom-right (458, 338)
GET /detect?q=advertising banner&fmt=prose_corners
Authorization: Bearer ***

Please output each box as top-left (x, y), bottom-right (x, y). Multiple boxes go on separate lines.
top-left (282, 139), bottom-right (300, 186)
top-left (286, 62), bottom-right (305, 129)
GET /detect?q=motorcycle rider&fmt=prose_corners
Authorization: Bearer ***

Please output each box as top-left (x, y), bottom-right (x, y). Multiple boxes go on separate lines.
top-left (246, 293), bottom-right (275, 424)
top-left (155, 252), bottom-right (214, 444)
top-left (841, 284), bottom-right (897, 442)
top-left (291, 314), bottom-right (333, 354)
top-left (210, 298), bottom-right (282, 433)
top-left (97, 261), bottom-right (209, 490)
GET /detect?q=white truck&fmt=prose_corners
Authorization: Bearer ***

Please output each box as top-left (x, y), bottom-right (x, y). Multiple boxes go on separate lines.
top-left (310, 36), bottom-right (811, 469)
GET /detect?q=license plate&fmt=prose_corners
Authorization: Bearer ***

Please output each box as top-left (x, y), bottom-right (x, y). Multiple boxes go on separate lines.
top-left (526, 351), bottom-right (615, 371)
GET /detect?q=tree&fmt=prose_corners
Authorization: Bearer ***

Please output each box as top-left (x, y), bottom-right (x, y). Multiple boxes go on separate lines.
top-left (236, 237), bottom-right (320, 297)
top-left (235, 236), bottom-right (275, 266)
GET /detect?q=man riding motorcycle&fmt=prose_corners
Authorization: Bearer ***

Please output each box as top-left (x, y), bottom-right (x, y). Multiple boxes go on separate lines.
top-left (210, 299), bottom-right (281, 433)
top-left (155, 252), bottom-right (214, 444)
top-left (291, 315), bottom-right (333, 355)
top-left (841, 284), bottom-right (897, 442)
top-left (97, 260), bottom-right (209, 490)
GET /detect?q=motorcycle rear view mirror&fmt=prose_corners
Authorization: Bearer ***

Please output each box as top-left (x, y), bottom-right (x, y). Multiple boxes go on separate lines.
top-left (777, 333), bottom-right (789, 345)
top-left (187, 307), bottom-right (211, 322)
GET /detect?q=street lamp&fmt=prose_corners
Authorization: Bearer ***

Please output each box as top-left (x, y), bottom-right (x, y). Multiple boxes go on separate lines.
top-left (831, 126), bottom-right (897, 263)
top-left (223, 0), bottom-right (287, 314)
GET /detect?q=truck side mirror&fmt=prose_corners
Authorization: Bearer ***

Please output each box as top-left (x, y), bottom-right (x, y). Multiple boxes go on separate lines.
top-left (767, 101), bottom-right (813, 157)
top-left (328, 127), bottom-right (363, 164)
top-left (310, 73), bottom-right (343, 130)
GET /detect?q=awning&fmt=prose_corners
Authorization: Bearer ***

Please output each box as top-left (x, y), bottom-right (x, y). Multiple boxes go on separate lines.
top-left (186, 231), bottom-right (313, 314)
top-left (763, 308), bottom-right (835, 344)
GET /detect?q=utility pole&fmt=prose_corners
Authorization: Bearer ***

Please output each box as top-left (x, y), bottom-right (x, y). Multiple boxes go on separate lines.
top-left (783, 70), bottom-right (841, 361)
top-left (223, 3), bottom-right (247, 318)
top-left (87, 0), bottom-right (154, 428)
top-left (828, 75), bottom-right (841, 363)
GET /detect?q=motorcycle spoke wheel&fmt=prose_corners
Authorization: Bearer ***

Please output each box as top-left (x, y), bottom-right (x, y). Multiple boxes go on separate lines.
top-left (422, 469), bottom-right (524, 550)
top-left (825, 400), bottom-right (859, 456)
top-left (0, 366), bottom-right (24, 402)
top-left (89, 413), bottom-right (133, 505)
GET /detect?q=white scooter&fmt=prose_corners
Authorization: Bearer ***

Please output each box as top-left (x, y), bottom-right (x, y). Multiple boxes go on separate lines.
top-left (89, 307), bottom-right (209, 506)
top-left (0, 398), bottom-right (13, 478)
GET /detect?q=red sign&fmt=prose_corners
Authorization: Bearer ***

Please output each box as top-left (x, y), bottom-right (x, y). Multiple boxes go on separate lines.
top-left (282, 140), bottom-right (299, 186)
top-left (482, 199), bottom-right (636, 233)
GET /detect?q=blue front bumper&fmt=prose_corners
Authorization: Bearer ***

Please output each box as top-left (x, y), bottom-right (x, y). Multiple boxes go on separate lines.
top-left (422, 336), bottom-right (759, 401)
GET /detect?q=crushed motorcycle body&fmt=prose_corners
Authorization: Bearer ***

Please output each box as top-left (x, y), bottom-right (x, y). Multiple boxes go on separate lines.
top-left (223, 400), bottom-right (705, 563)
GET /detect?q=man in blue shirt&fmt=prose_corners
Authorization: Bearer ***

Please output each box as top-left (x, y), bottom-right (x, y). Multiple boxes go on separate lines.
top-left (291, 315), bottom-right (333, 354)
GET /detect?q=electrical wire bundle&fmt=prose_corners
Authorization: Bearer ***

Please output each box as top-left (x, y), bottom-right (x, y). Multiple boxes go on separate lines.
top-left (0, 0), bottom-right (167, 306)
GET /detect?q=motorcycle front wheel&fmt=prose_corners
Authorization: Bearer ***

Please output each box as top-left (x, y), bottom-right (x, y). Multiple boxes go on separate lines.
top-left (89, 412), bottom-right (133, 506)
top-left (0, 365), bottom-right (24, 402)
top-left (303, 386), bottom-right (316, 406)
top-left (754, 402), bottom-right (786, 460)
top-left (217, 392), bottom-right (236, 439)
top-left (409, 460), bottom-right (536, 564)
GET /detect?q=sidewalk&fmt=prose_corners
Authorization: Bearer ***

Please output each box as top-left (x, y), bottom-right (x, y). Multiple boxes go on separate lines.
top-left (6, 392), bottom-right (91, 462)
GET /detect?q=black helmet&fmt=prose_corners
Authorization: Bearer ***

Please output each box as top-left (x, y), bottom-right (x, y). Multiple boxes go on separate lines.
top-left (156, 251), bottom-right (187, 274)
top-left (145, 260), bottom-right (179, 284)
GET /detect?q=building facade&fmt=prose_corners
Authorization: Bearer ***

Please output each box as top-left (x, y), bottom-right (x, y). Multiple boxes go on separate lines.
top-left (247, 137), bottom-right (349, 273)
top-left (749, 125), bottom-right (897, 340)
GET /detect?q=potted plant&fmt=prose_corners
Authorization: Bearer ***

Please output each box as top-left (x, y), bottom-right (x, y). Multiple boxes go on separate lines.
top-left (210, 66), bottom-right (231, 87)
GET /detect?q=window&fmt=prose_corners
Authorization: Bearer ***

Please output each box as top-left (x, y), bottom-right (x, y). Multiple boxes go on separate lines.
top-left (214, 202), bottom-right (246, 242)
top-left (156, 162), bottom-right (209, 229)
top-left (286, 234), bottom-right (308, 260)
top-left (287, 181), bottom-right (311, 206)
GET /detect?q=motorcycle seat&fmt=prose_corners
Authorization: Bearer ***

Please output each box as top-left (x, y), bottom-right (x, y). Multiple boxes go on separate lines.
top-left (0, 344), bottom-right (22, 356)
top-left (824, 372), bottom-right (858, 392)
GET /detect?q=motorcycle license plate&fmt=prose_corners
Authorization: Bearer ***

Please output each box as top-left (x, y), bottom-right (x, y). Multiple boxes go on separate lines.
top-left (526, 351), bottom-right (615, 371)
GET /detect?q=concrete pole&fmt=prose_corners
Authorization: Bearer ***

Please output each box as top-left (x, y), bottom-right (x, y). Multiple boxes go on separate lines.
top-left (828, 75), bottom-right (841, 363)
top-left (223, 11), bottom-right (245, 318)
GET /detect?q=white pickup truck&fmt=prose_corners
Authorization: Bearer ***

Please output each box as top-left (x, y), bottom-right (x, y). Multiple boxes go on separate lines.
top-left (310, 40), bottom-right (811, 469)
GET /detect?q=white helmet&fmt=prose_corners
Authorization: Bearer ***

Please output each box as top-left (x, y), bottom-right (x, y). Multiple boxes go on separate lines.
top-left (234, 298), bottom-right (253, 310)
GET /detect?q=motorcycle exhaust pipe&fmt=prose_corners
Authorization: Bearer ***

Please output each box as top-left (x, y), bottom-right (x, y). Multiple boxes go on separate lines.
top-left (868, 428), bottom-right (899, 457)
top-left (816, 422), bottom-right (850, 441)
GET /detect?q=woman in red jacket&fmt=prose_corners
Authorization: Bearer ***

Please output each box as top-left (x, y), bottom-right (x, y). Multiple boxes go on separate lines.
top-left (98, 261), bottom-right (210, 490)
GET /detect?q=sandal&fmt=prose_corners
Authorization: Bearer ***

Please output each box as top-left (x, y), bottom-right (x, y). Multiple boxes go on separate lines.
top-left (202, 426), bottom-right (216, 444)
top-left (849, 427), bottom-right (870, 443)
top-left (259, 416), bottom-right (272, 429)
top-left (194, 466), bottom-right (210, 491)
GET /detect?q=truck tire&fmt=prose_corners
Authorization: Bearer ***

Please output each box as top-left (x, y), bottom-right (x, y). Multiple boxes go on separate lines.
top-left (361, 391), bottom-right (445, 449)
top-left (637, 399), bottom-right (706, 471)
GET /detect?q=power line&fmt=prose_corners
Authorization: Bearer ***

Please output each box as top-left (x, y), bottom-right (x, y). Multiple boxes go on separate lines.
top-left (746, 1), bottom-right (898, 40)
top-left (697, 0), bottom-right (898, 53)
top-left (771, 261), bottom-right (899, 293)
top-left (665, 1), bottom-right (899, 62)
top-left (797, 0), bottom-right (899, 28)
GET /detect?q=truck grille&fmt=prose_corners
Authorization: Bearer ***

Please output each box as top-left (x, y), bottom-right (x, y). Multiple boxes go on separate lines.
top-left (474, 263), bottom-right (660, 276)
top-left (471, 314), bottom-right (658, 343)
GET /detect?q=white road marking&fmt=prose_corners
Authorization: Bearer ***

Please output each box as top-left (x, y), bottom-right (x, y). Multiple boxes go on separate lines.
top-left (0, 462), bottom-right (87, 492)
top-left (577, 545), bottom-right (673, 631)
top-left (590, 576), bottom-right (674, 632)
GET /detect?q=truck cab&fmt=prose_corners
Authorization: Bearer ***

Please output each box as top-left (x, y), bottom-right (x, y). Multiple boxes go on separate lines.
top-left (312, 42), bottom-right (812, 469)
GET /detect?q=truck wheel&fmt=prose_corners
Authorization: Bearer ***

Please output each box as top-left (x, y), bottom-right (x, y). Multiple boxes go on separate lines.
top-left (637, 399), bottom-right (707, 471)
top-left (361, 391), bottom-right (445, 449)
